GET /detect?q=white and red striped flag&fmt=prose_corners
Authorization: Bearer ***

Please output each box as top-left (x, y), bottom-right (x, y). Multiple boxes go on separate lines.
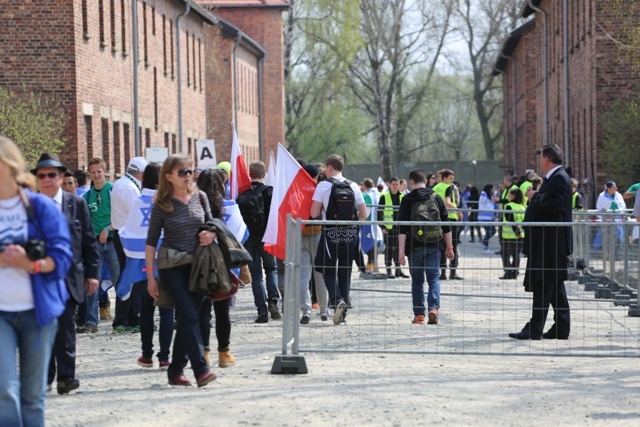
top-left (264, 150), bottom-right (276, 187)
top-left (263, 143), bottom-right (317, 260)
top-left (230, 121), bottom-right (251, 200)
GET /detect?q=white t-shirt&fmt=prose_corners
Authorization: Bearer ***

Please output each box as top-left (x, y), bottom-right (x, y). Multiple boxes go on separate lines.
top-left (312, 175), bottom-right (365, 220)
top-left (0, 195), bottom-right (34, 311)
top-left (111, 174), bottom-right (142, 230)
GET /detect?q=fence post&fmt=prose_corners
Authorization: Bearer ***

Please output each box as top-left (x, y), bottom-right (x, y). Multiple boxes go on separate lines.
top-left (271, 215), bottom-right (307, 374)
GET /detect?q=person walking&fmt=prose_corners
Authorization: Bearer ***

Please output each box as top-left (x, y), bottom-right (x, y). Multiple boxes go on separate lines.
top-left (0, 136), bottom-right (73, 425)
top-left (145, 155), bottom-right (218, 387)
top-left (32, 153), bottom-right (100, 395)
top-left (509, 144), bottom-right (572, 340)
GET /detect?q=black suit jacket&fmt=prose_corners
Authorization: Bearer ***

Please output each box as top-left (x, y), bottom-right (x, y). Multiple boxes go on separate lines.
top-left (61, 191), bottom-right (100, 303)
top-left (522, 166), bottom-right (573, 290)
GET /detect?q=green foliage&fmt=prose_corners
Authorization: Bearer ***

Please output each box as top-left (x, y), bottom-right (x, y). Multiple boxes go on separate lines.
top-left (602, 96), bottom-right (640, 187)
top-left (0, 86), bottom-right (66, 167)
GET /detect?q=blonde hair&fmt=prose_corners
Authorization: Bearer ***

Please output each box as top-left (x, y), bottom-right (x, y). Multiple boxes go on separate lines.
top-left (154, 154), bottom-right (193, 213)
top-left (0, 135), bottom-right (35, 190)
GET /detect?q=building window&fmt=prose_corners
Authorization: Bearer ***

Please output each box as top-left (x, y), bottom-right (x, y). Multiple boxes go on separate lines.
top-left (187, 137), bottom-right (192, 157)
top-left (82, 0), bottom-right (89, 40)
top-left (198, 38), bottom-right (202, 91)
top-left (143, 1), bottom-right (148, 66)
top-left (192, 32), bottom-right (196, 90)
top-left (99, 0), bottom-right (106, 48)
top-left (153, 67), bottom-right (158, 130)
top-left (123, 123), bottom-right (131, 163)
top-left (85, 116), bottom-right (94, 160)
top-left (171, 133), bottom-right (177, 153)
top-left (170, 20), bottom-right (174, 79)
top-left (164, 132), bottom-right (170, 149)
top-left (162, 15), bottom-right (167, 76)
top-left (101, 118), bottom-right (110, 170)
top-left (186, 31), bottom-right (190, 87)
top-left (151, 6), bottom-right (156, 36)
top-left (145, 128), bottom-right (151, 148)
top-left (121, 0), bottom-right (127, 56)
top-left (110, 0), bottom-right (116, 51)
top-left (113, 122), bottom-right (121, 174)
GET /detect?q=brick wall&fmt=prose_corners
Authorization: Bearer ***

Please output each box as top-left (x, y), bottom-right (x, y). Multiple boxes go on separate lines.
top-left (0, 0), bottom-right (78, 166)
top-left (501, 0), bottom-right (640, 207)
top-left (203, 4), bottom-right (286, 162)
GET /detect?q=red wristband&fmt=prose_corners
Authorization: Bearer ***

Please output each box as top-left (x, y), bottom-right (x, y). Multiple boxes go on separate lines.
top-left (446, 247), bottom-right (454, 251)
top-left (142, 266), bottom-right (153, 272)
top-left (31, 260), bottom-right (41, 274)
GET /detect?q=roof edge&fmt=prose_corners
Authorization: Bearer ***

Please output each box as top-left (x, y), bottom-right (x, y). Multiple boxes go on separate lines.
top-left (218, 18), bottom-right (266, 58)
top-left (520, 0), bottom-right (542, 18)
top-left (492, 19), bottom-right (536, 75)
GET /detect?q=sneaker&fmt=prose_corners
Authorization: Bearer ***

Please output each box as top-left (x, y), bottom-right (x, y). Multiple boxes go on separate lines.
top-left (255, 313), bottom-right (268, 324)
top-left (427, 309), bottom-right (439, 325)
top-left (412, 314), bottom-right (425, 325)
top-left (137, 356), bottom-right (153, 368)
top-left (439, 273), bottom-right (447, 280)
top-left (320, 315), bottom-right (328, 321)
top-left (483, 247), bottom-right (492, 254)
top-left (300, 315), bottom-right (310, 325)
top-left (159, 361), bottom-right (170, 371)
top-left (129, 325), bottom-right (141, 333)
top-left (112, 325), bottom-right (132, 334)
top-left (77, 323), bottom-right (97, 334)
top-left (333, 300), bottom-right (346, 325)
top-left (268, 302), bottom-right (281, 320)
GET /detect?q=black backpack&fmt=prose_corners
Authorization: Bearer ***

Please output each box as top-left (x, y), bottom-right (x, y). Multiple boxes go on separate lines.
top-left (237, 183), bottom-right (270, 241)
top-left (325, 178), bottom-right (357, 223)
top-left (411, 193), bottom-right (443, 243)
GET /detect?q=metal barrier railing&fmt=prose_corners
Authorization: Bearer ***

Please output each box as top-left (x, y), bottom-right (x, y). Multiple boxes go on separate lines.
top-left (272, 214), bottom-right (640, 368)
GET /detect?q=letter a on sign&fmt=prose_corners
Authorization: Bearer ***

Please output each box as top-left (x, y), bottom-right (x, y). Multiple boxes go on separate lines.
top-left (196, 140), bottom-right (217, 168)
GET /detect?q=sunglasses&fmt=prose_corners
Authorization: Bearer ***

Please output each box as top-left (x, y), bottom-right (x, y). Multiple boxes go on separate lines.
top-left (36, 172), bottom-right (60, 180)
top-left (96, 192), bottom-right (102, 206)
top-left (175, 169), bottom-right (193, 177)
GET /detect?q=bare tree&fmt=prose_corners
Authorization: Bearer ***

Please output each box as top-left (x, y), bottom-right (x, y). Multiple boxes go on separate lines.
top-left (454, 0), bottom-right (519, 160)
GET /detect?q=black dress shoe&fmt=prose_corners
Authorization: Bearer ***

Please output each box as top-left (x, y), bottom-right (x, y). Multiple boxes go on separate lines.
top-left (542, 328), bottom-right (569, 340)
top-left (57, 378), bottom-right (80, 394)
top-left (395, 272), bottom-right (409, 278)
top-left (386, 274), bottom-right (396, 279)
top-left (508, 330), bottom-right (541, 340)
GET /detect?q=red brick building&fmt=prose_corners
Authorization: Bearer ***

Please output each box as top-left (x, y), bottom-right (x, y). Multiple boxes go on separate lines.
top-left (0, 0), bottom-right (287, 175)
top-left (494, 0), bottom-right (639, 207)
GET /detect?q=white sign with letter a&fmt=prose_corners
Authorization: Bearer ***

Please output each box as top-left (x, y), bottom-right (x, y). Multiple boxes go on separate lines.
top-left (196, 139), bottom-right (217, 168)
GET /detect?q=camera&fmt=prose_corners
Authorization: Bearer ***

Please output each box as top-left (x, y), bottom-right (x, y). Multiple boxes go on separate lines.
top-left (24, 239), bottom-right (46, 261)
top-left (0, 240), bottom-right (47, 261)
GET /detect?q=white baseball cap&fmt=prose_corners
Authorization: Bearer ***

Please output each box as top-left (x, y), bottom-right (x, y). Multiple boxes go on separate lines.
top-left (127, 157), bottom-right (148, 172)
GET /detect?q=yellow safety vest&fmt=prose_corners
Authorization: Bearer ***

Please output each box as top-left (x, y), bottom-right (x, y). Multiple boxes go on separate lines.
top-left (433, 182), bottom-right (457, 220)
top-left (501, 202), bottom-right (525, 239)
top-left (572, 192), bottom-right (583, 210)
top-left (381, 191), bottom-right (403, 229)
top-left (520, 181), bottom-right (532, 205)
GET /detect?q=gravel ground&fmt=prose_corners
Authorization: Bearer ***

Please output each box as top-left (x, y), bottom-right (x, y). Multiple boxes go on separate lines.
top-left (45, 236), bottom-right (640, 426)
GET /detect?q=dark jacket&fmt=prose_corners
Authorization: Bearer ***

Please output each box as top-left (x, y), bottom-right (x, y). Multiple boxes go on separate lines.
top-left (397, 187), bottom-right (452, 253)
top-left (522, 166), bottom-right (573, 291)
top-left (61, 191), bottom-right (99, 303)
top-left (189, 242), bottom-right (231, 296)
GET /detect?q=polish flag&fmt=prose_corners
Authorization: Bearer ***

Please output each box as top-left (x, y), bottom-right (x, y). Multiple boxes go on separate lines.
top-left (264, 150), bottom-right (276, 187)
top-left (263, 143), bottom-right (317, 260)
top-left (230, 122), bottom-right (251, 200)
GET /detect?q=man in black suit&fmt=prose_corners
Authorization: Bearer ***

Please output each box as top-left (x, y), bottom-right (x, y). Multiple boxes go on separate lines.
top-left (509, 144), bottom-right (572, 340)
top-left (32, 153), bottom-right (100, 394)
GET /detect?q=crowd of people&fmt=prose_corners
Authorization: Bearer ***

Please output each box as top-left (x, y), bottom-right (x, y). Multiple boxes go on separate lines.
top-left (2, 133), bottom-right (639, 425)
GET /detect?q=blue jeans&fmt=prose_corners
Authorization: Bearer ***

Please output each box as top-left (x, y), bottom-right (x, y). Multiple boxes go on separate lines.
top-left (408, 245), bottom-right (442, 316)
top-left (86, 241), bottom-right (120, 326)
top-left (139, 280), bottom-right (174, 362)
top-left (245, 240), bottom-right (279, 316)
top-left (0, 310), bottom-right (57, 427)
top-left (482, 225), bottom-right (496, 248)
top-left (159, 264), bottom-right (209, 379)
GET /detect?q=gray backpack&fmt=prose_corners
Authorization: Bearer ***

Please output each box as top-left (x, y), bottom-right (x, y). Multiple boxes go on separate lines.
top-left (411, 193), bottom-right (443, 243)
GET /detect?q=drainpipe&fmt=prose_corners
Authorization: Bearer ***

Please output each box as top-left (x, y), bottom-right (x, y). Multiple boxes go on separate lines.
top-left (132, 0), bottom-right (140, 156)
top-left (528, 0), bottom-right (549, 147)
top-left (232, 35), bottom-right (241, 127)
top-left (563, 0), bottom-right (571, 166)
top-left (500, 53), bottom-right (517, 173)
top-left (257, 55), bottom-right (265, 160)
top-left (176, 1), bottom-right (191, 152)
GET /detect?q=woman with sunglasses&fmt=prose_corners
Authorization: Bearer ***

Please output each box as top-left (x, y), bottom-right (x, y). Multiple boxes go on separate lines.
top-left (0, 136), bottom-right (73, 426)
top-left (145, 155), bottom-right (217, 387)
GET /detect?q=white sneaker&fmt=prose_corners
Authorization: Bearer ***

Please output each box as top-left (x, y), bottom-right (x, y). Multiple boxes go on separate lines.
top-left (333, 300), bottom-right (346, 325)
top-left (483, 247), bottom-right (492, 254)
